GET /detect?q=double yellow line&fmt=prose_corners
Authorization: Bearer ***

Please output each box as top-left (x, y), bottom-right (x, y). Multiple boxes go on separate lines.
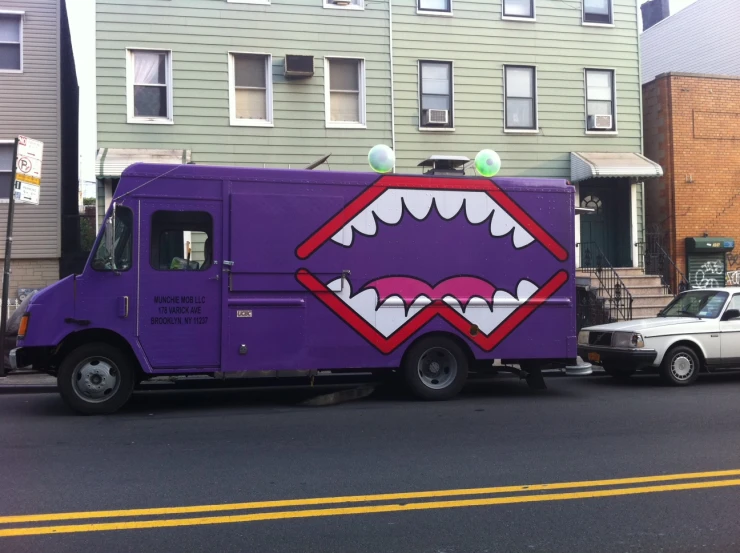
top-left (3, 469), bottom-right (740, 538)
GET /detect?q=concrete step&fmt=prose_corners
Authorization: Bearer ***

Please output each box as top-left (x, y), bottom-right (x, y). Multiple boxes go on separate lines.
top-left (595, 285), bottom-right (670, 298)
top-left (601, 294), bottom-right (673, 308)
top-left (615, 267), bottom-right (650, 277)
top-left (617, 275), bottom-right (665, 287)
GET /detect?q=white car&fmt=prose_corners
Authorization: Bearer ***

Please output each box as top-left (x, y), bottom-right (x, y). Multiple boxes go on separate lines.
top-left (578, 288), bottom-right (740, 385)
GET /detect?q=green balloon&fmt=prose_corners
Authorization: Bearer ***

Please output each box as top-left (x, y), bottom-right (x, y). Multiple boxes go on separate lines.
top-left (475, 149), bottom-right (501, 177)
top-left (368, 144), bottom-right (395, 174)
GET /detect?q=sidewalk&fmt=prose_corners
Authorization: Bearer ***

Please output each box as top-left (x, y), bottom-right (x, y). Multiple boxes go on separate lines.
top-left (0, 371), bottom-right (57, 394)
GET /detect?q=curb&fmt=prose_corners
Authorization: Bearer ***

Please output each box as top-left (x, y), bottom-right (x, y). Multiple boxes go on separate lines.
top-left (0, 385), bottom-right (57, 395)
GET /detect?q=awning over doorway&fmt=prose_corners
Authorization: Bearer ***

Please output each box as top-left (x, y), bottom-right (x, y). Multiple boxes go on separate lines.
top-left (570, 152), bottom-right (663, 183)
top-left (96, 148), bottom-right (191, 179)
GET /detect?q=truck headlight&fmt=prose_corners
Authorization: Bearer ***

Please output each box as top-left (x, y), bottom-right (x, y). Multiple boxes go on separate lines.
top-left (578, 330), bottom-right (590, 345)
top-left (612, 332), bottom-right (644, 348)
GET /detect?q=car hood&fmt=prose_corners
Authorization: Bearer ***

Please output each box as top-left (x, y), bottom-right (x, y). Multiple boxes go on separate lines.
top-left (584, 317), bottom-right (706, 334)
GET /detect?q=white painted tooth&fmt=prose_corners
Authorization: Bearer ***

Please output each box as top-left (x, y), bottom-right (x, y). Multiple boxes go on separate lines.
top-left (349, 206), bottom-right (377, 237)
top-left (493, 290), bottom-right (518, 306)
top-left (443, 296), bottom-right (462, 309)
top-left (333, 279), bottom-right (377, 327)
top-left (490, 206), bottom-right (517, 238)
top-left (375, 295), bottom-right (432, 338)
top-left (432, 191), bottom-right (466, 220)
top-left (464, 193), bottom-right (496, 224)
top-left (512, 225), bottom-right (535, 249)
top-left (331, 225), bottom-right (353, 246)
top-left (516, 280), bottom-right (538, 301)
top-left (401, 190), bottom-right (435, 220)
top-left (327, 277), bottom-right (343, 292)
top-left (371, 190), bottom-right (404, 225)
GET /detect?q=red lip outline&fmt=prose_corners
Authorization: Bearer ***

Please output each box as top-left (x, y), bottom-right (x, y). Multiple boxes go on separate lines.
top-left (296, 269), bottom-right (569, 354)
top-left (296, 175), bottom-right (568, 261)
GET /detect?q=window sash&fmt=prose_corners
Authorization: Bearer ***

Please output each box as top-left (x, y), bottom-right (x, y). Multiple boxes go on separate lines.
top-left (0, 15), bottom-right (21, 71)
top-left (503, 0), bottom-right (534, 18)
top-left (505, 66), bottom-right (536, 130)
top-left (418, 0), bottom-right (451, 12)
top-left (583, 0), bottom-right (612, 24)
top-left (130, 50), bottom-right (171, 120)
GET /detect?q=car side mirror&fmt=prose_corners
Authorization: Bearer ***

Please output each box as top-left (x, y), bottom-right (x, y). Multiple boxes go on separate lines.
top-left (722, 309), bottom-right (740, 321)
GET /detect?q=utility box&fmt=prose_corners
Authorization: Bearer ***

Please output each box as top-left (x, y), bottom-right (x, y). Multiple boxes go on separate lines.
top-left (685, 237), bottom-right (735, 289)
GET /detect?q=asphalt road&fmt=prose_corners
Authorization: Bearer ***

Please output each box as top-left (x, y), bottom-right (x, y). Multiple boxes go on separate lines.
top-left (2, 372), bottom-right (740, 552)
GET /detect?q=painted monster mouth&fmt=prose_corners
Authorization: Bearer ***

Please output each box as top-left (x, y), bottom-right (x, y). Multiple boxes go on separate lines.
top-left (295, 176), bottom-right (569, 354)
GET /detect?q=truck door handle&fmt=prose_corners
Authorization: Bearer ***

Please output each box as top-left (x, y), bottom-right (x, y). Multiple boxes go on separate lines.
top-left (209, 274), bottom-right (220, 281)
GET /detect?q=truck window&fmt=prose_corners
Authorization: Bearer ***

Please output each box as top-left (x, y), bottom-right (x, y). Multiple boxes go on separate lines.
top-left (91, 206), bottom-right (134, 272)
top-left (150, 211), bottom-right (213, 271)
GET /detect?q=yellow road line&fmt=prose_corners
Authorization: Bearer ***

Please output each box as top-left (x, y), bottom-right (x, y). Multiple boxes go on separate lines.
top-left (2, 469), bottom-right (740, 526)
top-left (2, 477), bottom-right (740, 538)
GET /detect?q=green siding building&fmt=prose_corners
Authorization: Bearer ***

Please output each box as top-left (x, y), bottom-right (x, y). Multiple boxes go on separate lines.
top-left (93, 0), bottom-right (662, 269)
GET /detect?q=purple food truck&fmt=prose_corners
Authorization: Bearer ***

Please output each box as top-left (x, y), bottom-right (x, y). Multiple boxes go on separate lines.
top-left (10, 161), bottom-right (583, 414)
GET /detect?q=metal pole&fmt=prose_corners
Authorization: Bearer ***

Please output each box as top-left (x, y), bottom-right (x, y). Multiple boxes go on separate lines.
top-left (0, 137), bottom-right (19, 377)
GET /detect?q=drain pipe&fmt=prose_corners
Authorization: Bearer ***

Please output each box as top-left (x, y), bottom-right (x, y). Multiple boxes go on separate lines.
top-left (388, 0), bottom-right (396, 169)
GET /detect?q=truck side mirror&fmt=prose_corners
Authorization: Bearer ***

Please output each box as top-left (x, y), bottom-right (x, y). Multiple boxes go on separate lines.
top-left (722, 309), bottom-right (740, 321)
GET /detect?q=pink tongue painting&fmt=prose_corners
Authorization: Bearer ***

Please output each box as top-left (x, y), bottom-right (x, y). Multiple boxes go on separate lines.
top-left (364, 276), bottom-right (496, 308)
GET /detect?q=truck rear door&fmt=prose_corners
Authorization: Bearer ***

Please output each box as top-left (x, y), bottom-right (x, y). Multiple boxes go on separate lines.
top-left (137, 200), bottom-right (222, 369)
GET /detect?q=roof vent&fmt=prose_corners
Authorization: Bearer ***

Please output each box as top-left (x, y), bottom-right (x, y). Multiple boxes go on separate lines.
top-left (417, 155), bottom-right (471, 176)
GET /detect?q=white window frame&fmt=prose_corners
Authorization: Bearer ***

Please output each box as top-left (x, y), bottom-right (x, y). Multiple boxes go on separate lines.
top-left (503, 65), bottom-right (539, 133)
top-left (582, 0), bottom-right (614, 27)
top-left (501, 0), bottom-right (535, 21)
top-left (324, 57), bottom-right (366, 129)
top-left (228, 52), bottom-right (274, 127)
top-left (0, 10), bottom-right (24, 74)
top-left (126, 48), bottom-right (174, 125)
top-left (584, 67), bottom-right (618, 135)
top-left (0, 139), bottom-right (16, 204)
top-left (324, 0), bottom-right (364, 10)
top-left (227, 0), bottom-right (270, 4)
top-left (418, 59), bottom-right (455, 132)
top-left (417, 0), bottom-right (453, 16)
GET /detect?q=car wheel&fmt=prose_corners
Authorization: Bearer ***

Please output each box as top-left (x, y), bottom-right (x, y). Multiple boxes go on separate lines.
top-left (403, 336), bottom-right (469, 400)
top-left (57, 343), bottom-right (135, 415)
top-left (659, 345), bottom-right (700, 386)
top-left (602, 364), bottom-right (635, 380)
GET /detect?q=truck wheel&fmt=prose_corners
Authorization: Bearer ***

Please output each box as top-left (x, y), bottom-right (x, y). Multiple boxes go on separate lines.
top-left (57, 343), bottom-right (135, 415)
top-left (659, 345), bottom-right (700, 386)
top-left (403, 336), bottom-right (468, 400)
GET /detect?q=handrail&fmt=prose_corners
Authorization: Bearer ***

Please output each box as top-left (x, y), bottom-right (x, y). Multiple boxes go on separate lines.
top-left (577, 241), bottom-right (634, 322)
top-left (636, 234), bottom-right (689, 295)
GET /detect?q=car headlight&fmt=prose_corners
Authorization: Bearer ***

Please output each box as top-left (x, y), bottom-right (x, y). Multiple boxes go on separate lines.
top-left (612, 332), bottom-right (644, 348)
top-left (578, 330), bottom-right (590, 345)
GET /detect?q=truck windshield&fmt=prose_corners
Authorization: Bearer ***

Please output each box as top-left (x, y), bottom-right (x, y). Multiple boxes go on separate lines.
top-left (91, 206), bottom-right (133, 272)
top-left (659, 290), bottom-right (728, 319)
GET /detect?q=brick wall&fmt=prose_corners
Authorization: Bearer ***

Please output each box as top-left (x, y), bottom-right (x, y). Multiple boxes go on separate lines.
top-left (1, 259), bottom-right (59, 300)
top-left (643, 73), bottom-right (740, 279)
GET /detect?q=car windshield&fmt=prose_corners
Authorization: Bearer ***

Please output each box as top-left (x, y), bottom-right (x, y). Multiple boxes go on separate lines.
top-left (659, 290), bottom-right (729, 319)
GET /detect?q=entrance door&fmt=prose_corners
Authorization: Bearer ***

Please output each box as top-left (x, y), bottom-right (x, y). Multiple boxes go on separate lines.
top-left (579, 183), bottom-right (631, 268)
top-left (138, 201), bottom-right (222, 369)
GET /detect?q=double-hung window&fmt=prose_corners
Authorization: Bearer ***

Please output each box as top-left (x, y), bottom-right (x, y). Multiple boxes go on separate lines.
top-left (325, 58), bottom-right (366, 128)
top-left (0, 143), bottom-right (13, 202)
top-left (504, 65), bottom-right (537, 131)
top-left (585, 69), bottom-right (616, 132)
top-left (419, 61), bottom-right (453, 129)
top-left (127, 49), bottom-right (173, 123)
top-left (229, 53), bottom-right (273, 126)
top-left (418, 0), bottom-right (452, 14)
top-left (583, 0), bottom-right (612, 24)
top-left (0, 13), bottom-right (22, 71)
top-left (503, 0), bottom-right (534, 20)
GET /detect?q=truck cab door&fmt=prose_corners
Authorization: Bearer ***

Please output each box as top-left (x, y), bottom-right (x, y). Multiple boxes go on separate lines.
top-left (137, 201), bottom-right (222, 370)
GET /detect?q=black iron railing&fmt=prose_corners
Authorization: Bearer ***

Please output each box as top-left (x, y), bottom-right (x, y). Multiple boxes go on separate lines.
top-left (577, 241), bottom-right (633, 322)
top-left (636, 233), bottom-right (689, 295)
top-left (576, 286), bottom-right (611, 331)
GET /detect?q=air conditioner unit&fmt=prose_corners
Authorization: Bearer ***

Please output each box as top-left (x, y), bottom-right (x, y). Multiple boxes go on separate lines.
top-left (284, 55), bottom-right (314, 78)
top-left (588, 114), bottom-right (612, 130)
top-left (422, 109), bottom-right (449, 126)
top-left (329, 0), bottom-right (352, 5)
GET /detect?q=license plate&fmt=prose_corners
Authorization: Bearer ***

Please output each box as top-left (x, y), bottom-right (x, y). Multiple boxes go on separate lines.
top-left (588, 352), bottom-right (601, 363)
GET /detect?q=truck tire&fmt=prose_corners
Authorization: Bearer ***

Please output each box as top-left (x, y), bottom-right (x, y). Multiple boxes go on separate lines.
top-left (659, 345), bottom-right (700, 386)
top-left (403, 336), bottom-right (469, 400)
top-left (57, 343), bottom-right (135, 415)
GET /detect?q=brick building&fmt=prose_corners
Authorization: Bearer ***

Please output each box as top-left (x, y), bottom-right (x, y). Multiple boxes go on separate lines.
top-left (642, 72), bottom-right (740, 288)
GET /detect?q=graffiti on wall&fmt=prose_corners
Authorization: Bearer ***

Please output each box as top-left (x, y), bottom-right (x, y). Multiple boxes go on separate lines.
top-left (727, 270), bottom-right (740, 286)
top-left (691, 260), bottom-right (725, 289)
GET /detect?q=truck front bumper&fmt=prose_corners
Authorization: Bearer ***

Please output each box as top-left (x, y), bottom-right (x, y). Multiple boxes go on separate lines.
top-left (8, 348), bottom-right (18, 370)
top-left (577, 346), bottom-right (658, 371)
